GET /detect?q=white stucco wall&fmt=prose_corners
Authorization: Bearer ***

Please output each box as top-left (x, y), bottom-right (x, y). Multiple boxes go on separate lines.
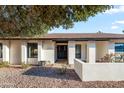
top-left (83, 63), bottom-right (124, 81)
top-left (96, 41), bottom-right (108, 60)
top-left (2, 40), bottom-right (10, 62)
top-left (108, 42), bottom-right (115, 54)
top-left (21, 41), bottom-right (27, 64)
top-left (87, 42), bottom-right (96, 63)
top-left (27, 58), bottom-right (38, 64)
top-left (68, 41), bottom-right (75, 64)
top-left (38, 41), bottom-right (43, 62)
top-left (43, 40), bottom-right (55, 64)
top-left (10, 40), bottom-right (21, 65)
top-left (74, 59), bottom-right (124, 81)
top-left (74, 59), bottom-right (84, 81)
top-left (81, 43), bottom-right (87, 61)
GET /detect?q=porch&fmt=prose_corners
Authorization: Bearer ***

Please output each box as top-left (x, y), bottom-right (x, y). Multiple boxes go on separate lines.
top-left (0, 39), bottom-right (119, 65)
top-left (74, 58), bottom-right (124, 81)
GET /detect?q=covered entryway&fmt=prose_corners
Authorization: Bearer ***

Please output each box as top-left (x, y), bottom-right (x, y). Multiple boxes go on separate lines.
top-left (57, 45), bottom-right (67, 59)
top-left (55, 41), bottom-right (68, 64)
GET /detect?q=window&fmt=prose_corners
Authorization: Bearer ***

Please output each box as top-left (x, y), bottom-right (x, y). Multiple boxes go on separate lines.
top-left (27, 43), bottom-right (38, 58)
top-left (0, 43), bottom-right (2, 58)
top-left (115, 43), bottom-right (124, 53)
top-left (75, 44), bottom-right (81, 59)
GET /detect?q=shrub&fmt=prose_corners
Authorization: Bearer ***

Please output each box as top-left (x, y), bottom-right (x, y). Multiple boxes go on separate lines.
top-left (57, 65), bottom-right (67, 75)
top-left (99, 53), bottom-right (124, 63)
top-left (100, 54), bottom-right (115, 62)
top-left (0, 61), bottom-right (9, 68)
top-left (21, 63), bottom-right (30, 69)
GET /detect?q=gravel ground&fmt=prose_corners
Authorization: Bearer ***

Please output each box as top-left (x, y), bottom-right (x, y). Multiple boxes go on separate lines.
top-left (0, 66), bottom-right (124, 88)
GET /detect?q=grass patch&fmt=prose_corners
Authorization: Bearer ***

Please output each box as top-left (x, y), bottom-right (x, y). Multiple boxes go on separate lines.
top-left (21, 63), bottom-right (31, 69)
top-left (0, 61), bottom-right (9, 68)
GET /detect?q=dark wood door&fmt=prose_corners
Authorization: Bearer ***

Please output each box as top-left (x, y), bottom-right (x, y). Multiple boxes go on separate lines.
top-left (57, 45), bottom-right (67, 59)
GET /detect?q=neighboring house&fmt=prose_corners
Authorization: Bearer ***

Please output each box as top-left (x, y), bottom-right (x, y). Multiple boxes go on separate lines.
top-left (0, 33), bottom-right (124, 65)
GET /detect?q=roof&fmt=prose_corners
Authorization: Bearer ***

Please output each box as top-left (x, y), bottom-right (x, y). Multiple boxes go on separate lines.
top-left (0, 33), bottom-right (124, 40)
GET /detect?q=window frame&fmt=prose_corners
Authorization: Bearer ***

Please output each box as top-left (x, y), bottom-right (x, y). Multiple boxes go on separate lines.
top-left (27, 43), bottom-right (38, 58)
top-left (0, 43), bottom-right (2, 58)
top-left (75, 44), bottom-right (81, 59)
top-left (115, 43), bottom-right (124, 53)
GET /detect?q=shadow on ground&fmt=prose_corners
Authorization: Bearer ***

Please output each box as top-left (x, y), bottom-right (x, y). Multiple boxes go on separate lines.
top-left (22, 66), bottom-right (81, 81)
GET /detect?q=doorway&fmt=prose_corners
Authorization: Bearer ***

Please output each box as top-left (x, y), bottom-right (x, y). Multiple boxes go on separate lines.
top-left (57, 45), bottom-right (67, 59)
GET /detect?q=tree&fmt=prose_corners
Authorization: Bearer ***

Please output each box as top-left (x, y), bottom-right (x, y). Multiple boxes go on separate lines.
top-left (0, 5), bottom-right (111, 37)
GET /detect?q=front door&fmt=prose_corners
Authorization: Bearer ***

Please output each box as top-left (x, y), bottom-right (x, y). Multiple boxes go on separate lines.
top-left (57, 45), bottom-right (67, 59)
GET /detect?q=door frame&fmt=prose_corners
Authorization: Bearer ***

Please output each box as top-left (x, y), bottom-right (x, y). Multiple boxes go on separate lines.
top-left (57, 45), bottom-right (68, 60)
top-left (55, 43), bottom-right (68, 60)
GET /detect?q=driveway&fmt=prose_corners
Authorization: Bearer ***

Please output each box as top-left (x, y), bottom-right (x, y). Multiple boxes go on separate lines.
top-left (0, 66), bottom-right (124, 88)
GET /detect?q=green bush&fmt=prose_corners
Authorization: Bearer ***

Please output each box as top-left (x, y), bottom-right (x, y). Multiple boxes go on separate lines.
top-left (0, 61), bottom-right (9, 68)
top-left (21, 63), bottom-right (30, 69)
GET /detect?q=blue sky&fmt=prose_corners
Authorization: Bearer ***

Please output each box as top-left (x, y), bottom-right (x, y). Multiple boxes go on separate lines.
top-left (49, 5), bottom-right (124, 34)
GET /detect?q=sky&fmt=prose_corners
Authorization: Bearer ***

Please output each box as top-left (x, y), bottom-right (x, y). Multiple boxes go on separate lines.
top-left (49, 5), bottom-right (124, 34)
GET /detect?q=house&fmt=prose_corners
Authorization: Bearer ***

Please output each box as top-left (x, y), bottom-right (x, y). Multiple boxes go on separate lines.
top-left (0, 33), bottom-right (124, 65)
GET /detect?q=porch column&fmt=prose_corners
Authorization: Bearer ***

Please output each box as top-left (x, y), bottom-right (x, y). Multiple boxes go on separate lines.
top-left (108, 42), bottom-right (115, 54)
top-left (43, 40), bottom-right (55, 64)
top-left (81, 43), bottom-right (86, 61)
top-left (87, 41), bottom-right (96, 63)
top-left (3, 41), bottom-right (10, 62)
top-left (38, 41), bottom-right (43, 61)
top-left (68, 41), bottom-right (75, 64)
top-left (21, 41), bottom-right (27, 64)
top-left (51, 41), bottom-right (55, 64)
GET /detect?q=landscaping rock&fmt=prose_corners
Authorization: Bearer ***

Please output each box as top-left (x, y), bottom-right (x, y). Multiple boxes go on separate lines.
top-left (0, 66), bottom-right (124, 88)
